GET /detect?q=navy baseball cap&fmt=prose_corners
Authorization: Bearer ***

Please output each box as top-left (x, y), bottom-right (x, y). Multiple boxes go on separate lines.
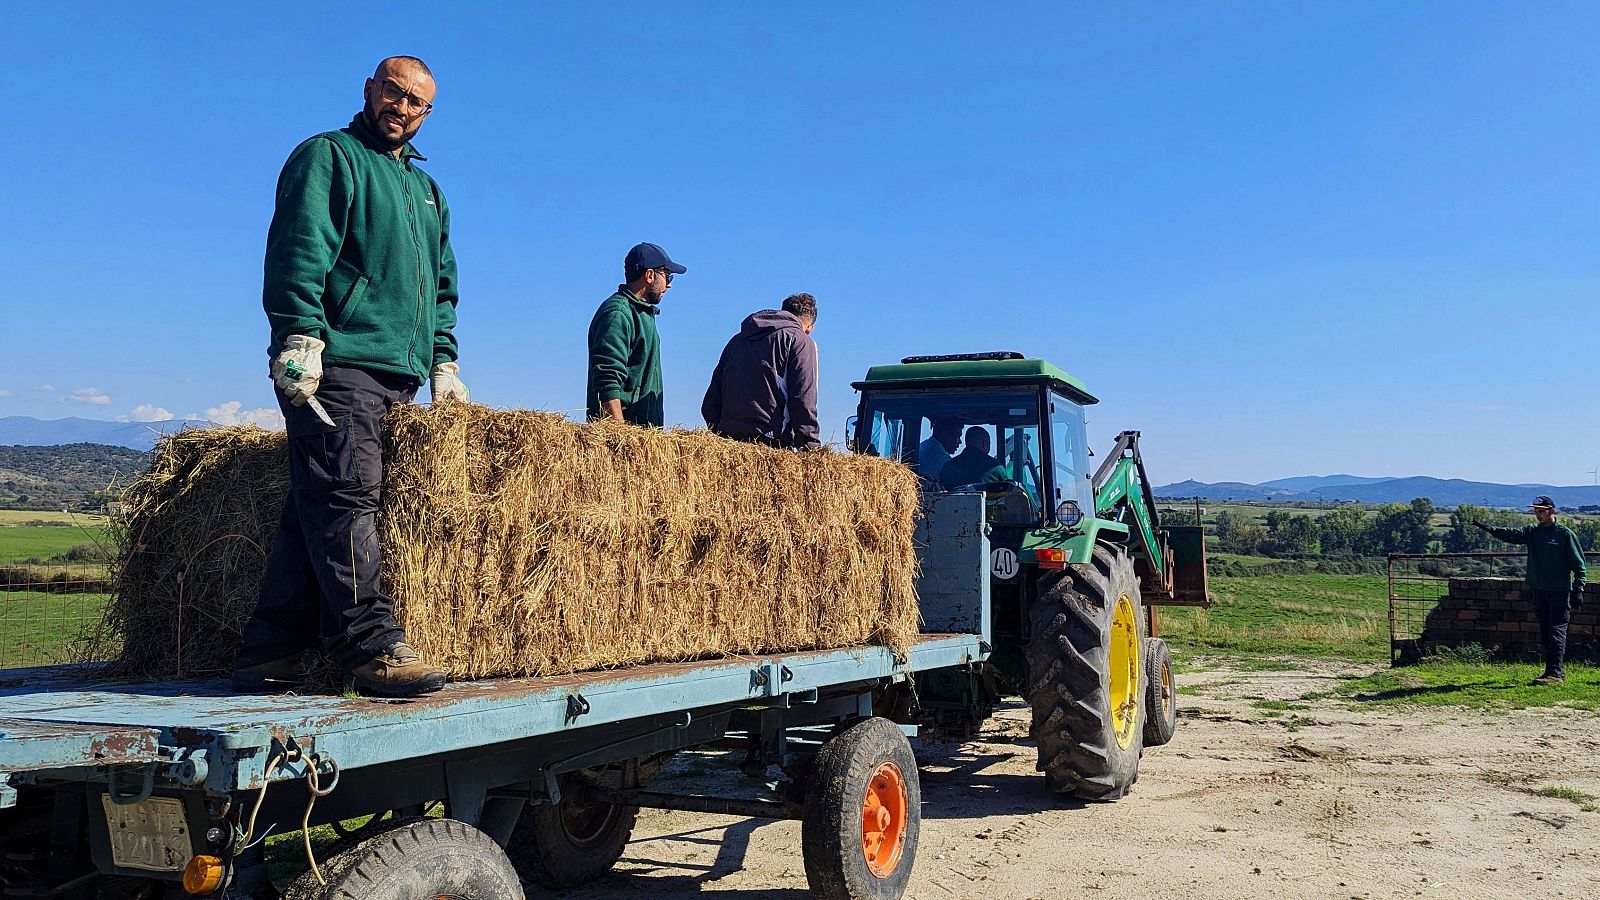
top-left (624, 242), bottom-right (687, 281)
top-left (1530, 495), bottom-right (1556, 509)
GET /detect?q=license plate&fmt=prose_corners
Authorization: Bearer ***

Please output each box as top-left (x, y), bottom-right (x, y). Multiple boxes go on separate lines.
top-left (100, 795), bottom-right (193, 872)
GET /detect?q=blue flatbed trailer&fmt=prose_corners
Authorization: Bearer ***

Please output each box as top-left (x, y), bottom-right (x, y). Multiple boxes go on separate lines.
top-left (0, 495), bottom-right (991, 900)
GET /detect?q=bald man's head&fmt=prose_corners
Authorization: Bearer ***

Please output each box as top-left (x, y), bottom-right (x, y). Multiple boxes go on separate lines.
top-left (362, 56), bottom-right (436, 151)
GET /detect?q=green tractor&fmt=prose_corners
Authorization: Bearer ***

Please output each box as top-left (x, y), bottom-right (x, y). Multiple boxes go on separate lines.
top-left (852, 352), bottom-right (1209, 800)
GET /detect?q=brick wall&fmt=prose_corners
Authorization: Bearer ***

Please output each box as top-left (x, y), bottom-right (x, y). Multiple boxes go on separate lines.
top-left (1419, 577), bottom-right (1599, 661)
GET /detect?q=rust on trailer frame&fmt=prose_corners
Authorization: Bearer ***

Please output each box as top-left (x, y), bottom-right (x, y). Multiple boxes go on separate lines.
top-left (0, 718), bottom-right (161, 769)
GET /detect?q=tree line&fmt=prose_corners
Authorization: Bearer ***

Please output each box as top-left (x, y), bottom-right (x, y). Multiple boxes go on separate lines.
top-left (1164, 499), bottom-right (1600, 559)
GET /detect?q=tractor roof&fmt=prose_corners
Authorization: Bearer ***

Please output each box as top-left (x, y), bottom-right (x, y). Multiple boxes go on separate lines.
top-left (854, 352), bottom-right (1099, 405)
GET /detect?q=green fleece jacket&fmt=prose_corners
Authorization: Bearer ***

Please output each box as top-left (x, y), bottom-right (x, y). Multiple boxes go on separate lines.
top-left (263, 114), bottom-right (459, 381)
top-left (586, 288), bottom-right (663, 426)
top-left (1484, 522), bottom-right (1588, 592)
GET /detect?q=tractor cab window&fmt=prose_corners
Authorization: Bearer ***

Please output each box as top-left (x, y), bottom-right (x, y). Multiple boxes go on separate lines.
top-left (856, 388), bottom-right (1044, 525)
top-left (1049, 393), bottom-right (1094, 516)
top-left (858, 410), bottom-right (906, 461)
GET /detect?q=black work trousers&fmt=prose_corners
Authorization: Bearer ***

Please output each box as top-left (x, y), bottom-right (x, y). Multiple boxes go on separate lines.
top-left (236, 365), bottom-right (418, 670)
top-left (1532, 589), bottom-right (1571, 678)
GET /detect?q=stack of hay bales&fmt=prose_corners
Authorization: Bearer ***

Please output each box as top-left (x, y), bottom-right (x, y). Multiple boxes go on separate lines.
top-left (94, 404), bottom-right (921, 681)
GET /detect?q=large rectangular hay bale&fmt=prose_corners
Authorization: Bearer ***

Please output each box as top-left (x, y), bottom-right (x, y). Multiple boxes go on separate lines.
top-left (95, 404), bottom-right (921, 680)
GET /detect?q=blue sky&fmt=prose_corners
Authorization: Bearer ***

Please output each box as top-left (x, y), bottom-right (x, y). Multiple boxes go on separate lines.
top-left (2, 2), bottom-right (1596, 486)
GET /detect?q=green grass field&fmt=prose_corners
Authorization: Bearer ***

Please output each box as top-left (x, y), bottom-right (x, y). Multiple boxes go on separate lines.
top-left (0, 525), bottom-right (112, 564)
top-left (1322, 660), bottom-right (1600, 710)
top-left (0, 518), bottom-right (115, 668)
top-left (0, 590), bottom-right (108, 667)
top-left (1159, 573), bottom-right (1389, 661)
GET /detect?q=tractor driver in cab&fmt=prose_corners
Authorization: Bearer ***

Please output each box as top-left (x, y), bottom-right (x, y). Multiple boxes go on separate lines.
top-left (937, 426), bottom-right (1007, 489)
top-left (915, 418), bottom-right (963, 484)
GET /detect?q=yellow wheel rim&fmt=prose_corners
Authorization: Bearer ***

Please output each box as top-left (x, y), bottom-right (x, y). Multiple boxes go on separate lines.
top-left (1108, 593), bottom-right (1141, 749)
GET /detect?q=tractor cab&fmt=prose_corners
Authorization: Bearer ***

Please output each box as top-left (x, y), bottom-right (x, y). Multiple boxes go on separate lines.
top-left (851, 352), bottom-right (1095, 530)
top-left (851, 351), bottom-right (1208, 612)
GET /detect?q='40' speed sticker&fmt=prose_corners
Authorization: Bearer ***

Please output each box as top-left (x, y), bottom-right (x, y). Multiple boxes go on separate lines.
top-left (990, 547), bottom-right (1018, 580)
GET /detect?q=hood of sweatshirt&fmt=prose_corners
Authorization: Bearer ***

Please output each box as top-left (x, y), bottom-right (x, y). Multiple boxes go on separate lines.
top-left (739, 309), bottom-right (804, 342)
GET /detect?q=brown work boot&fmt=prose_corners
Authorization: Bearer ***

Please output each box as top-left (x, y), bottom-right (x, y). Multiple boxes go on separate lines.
top-left (345, 642), bottom-right (447, 697)
top-left (1532, 673), bottom-right (1565, 685)
top-left (231, 653), bottom-right (307, 693)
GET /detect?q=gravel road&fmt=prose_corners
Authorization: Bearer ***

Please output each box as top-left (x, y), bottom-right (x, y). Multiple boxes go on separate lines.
top-left (553, 658), bottom-right (1600, 900)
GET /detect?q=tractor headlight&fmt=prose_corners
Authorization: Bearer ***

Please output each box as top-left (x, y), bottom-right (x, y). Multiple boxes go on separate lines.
top-left (1056, 500), bottom-right (1084, 528)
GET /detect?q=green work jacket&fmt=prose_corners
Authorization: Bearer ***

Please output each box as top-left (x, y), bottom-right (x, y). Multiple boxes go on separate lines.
top-left (262, 115), bottom-right (459, 382)
top-left (1484, 522), bottom-right (1588, 592)
top-left (586, 288), bottom-right (663, 426)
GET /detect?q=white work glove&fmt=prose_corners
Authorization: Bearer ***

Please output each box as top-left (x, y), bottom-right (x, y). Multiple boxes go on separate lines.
top-left (430, 361), bottom-right (470, 403)
top-left (269, 335), bottom-right (326, 407)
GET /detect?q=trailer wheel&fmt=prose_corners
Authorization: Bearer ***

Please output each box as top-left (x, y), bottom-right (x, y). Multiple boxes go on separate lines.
top-left (1143, 638), bottom-right (1177, 747)
top-left (507, 776), bottom-right (638, 888)
top-left (1026, 543), bottom-right (1146, 800)
top-left (801, 716), bottom-right (920, 900)
top-left (284, 818), bottom-right (524, 900)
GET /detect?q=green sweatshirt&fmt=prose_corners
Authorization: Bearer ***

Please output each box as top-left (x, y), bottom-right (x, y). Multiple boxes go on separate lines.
top-left (586, 288), bottom-right (663, 426)
top-left (263, 115), bottom-right (459, 382)
top-left (1484, 522), bottom-right (1587, 592)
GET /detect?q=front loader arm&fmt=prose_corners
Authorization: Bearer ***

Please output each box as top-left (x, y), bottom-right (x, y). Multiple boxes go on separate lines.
top-left (1092, 430), bottom-right (1165, 579)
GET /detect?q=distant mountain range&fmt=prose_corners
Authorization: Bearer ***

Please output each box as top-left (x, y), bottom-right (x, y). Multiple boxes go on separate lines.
top-left (0, 416), bottom-right (213, 451)
top-left (1156, 475), bottom-right (1600, 509)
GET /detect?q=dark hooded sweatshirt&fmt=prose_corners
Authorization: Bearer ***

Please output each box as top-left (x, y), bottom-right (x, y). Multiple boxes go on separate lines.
top-left (701, 310), bottom-right (820, 449)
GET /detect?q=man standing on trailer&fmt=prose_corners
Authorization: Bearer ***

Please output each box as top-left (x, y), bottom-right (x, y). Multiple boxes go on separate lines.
top-left (1475, 495), bottom-right (1587, 684)
top-left (233, 56), bottom-right (467, 697)
top-left (701, 293), bottom-right (821, 449)
top-left (587, 242), bottom-right (686, 426)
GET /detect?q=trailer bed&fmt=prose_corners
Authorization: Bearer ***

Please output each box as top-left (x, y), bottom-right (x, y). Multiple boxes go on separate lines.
top-left (1, 633), bottom-right (981, 798)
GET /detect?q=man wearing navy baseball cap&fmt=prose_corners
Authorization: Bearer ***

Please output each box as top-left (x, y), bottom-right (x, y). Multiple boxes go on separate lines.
top-left (586, 242), bottom-right (686, 426)
top-left (1475, 496), bottom-right (1587, 684)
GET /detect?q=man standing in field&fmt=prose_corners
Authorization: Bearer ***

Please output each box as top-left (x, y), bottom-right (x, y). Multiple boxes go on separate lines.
top-left (700, 293), bottom-right (821, 449)
top-left (1476, 496), bottom-right (1587, 684)
top-left (233, 56), bottom-right (466, 698)
top-left (587, 242), bottom-right (686, 426)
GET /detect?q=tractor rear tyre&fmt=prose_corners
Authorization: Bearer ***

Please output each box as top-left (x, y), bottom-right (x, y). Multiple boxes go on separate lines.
top-left (506, 774), bottom-right (639, 888)
top-left (1026, 543), bottom-right (1147, 800)
top-left (1143, 637), bottom-right (1177, 747)
top-left (802, 716), bottom-right (920, 900)
top-left (283, 818), bottom-right (524, 900)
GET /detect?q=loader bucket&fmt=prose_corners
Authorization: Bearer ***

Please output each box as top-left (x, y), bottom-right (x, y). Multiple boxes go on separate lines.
top-left (1164, 525), bottom-right (1211, 607)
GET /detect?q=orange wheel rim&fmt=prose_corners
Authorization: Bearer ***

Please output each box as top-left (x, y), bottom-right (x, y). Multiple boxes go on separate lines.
top-left (862, 762), bottom-right (908, 877)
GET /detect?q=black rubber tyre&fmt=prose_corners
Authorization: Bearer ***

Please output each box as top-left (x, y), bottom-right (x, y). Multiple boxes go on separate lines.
top-left (1143, 637), bottom-right (1177, 747)
top-left (506, 775), bottom-right (638, 888)
top-left (284, 817), bottom-right (524, 900)
top-left (1026, 543), bottom-right (1147, 800)
top-left (802, 717), bottom-right (921, 900)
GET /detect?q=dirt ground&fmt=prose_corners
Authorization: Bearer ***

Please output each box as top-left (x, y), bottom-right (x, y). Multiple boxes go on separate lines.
top-left (554, 658), bottom-right (1600, 900)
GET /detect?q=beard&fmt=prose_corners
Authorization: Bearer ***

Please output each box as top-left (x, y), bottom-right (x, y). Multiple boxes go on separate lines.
top-left (643, 285), bottom-right (665, 304)
top-left (363, 100), bottom-right (419, 151)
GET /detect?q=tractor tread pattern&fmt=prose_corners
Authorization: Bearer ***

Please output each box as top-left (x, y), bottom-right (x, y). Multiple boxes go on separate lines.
top-left (1026, 543), bottom-right (1145, 800)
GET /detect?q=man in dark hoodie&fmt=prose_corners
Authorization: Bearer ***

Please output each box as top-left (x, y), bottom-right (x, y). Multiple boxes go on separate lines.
top-left (701, 293), bottom-right (821, 449)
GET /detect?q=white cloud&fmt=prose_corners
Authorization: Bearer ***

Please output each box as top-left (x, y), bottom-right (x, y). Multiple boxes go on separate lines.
top-left (117, 404), bottom-right (175, 423)
top-left (67, 387), bottom-right (111, 406)
top-left (0, 389), bottom-right (12, 397)
top-left (204, 400), bottom-right (285, 430)
top-left (36, 384), bottom-right (56, 393)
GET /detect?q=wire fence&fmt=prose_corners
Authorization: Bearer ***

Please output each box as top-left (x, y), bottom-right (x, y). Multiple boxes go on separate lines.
top-left (0, 565), bottom-right (114, 670)
top-left (1388, 551), bottom-right (1600, 665)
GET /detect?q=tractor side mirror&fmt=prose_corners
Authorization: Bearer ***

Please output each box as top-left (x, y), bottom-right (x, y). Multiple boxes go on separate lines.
top-left (845, 415), bottom-right (859, 452)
